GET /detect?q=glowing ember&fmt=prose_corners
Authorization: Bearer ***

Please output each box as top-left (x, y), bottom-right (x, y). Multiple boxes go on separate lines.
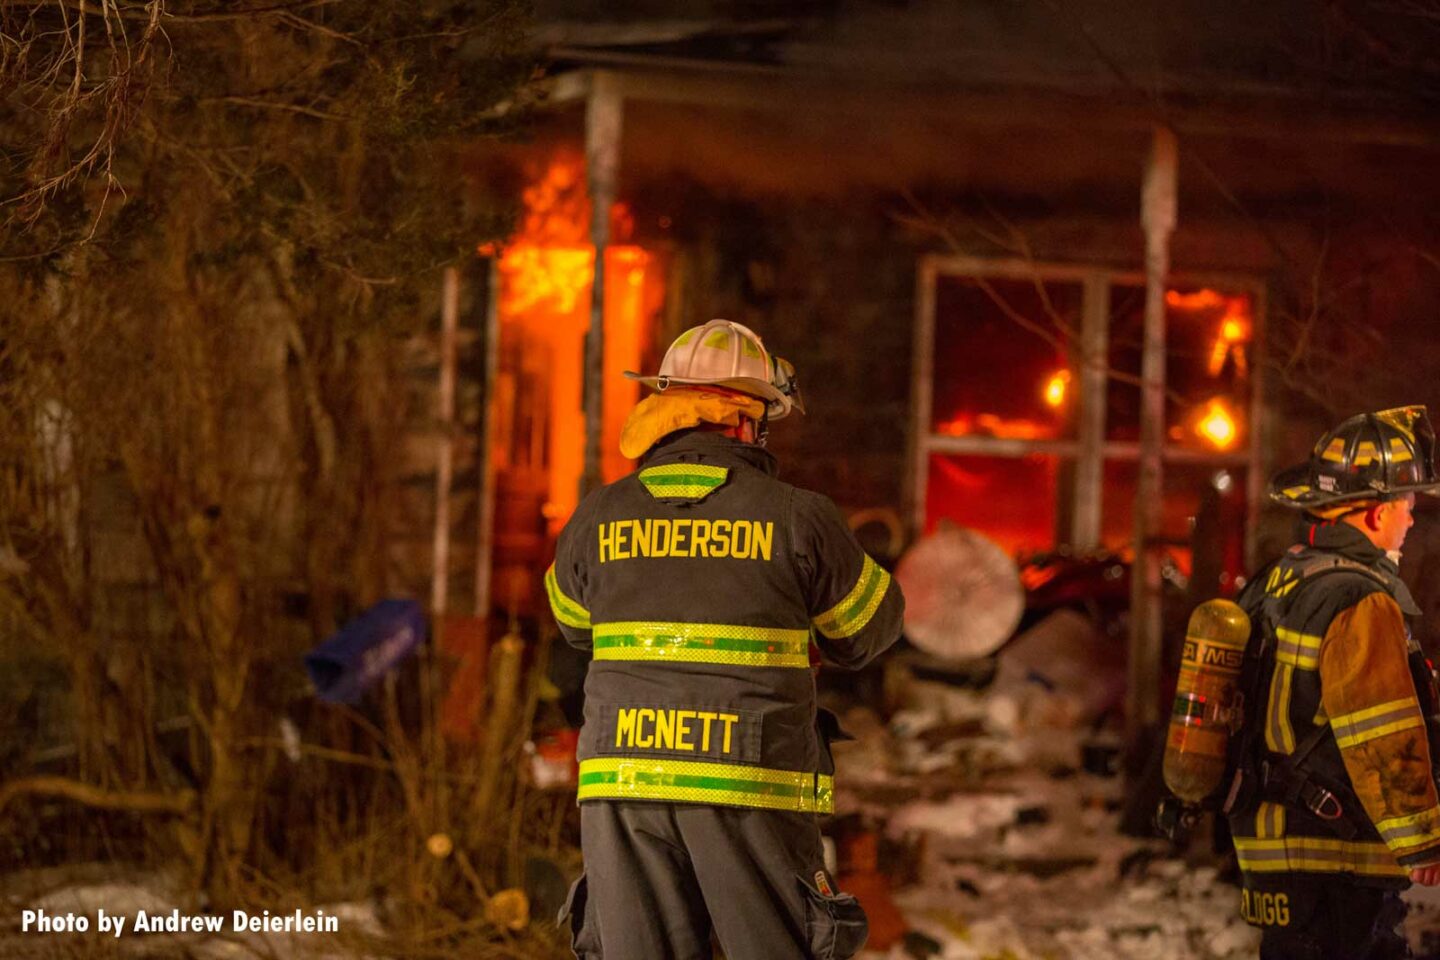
top-left (1043, 369), bottom-right (1070, 409)
top-left (1196, 398), bottom-right (1240, 450)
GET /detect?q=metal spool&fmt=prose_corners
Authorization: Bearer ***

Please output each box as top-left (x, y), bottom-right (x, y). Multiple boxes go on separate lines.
top-left (895, 524), bottom-right (1024, 660)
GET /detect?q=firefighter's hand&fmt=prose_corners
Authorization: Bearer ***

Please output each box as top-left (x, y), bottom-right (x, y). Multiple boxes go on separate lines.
top-left (1410, 863), bottom-right (1440, 886)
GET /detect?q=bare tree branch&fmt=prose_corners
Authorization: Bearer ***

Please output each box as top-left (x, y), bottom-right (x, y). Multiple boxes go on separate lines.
top-left (0, 775), bottom-right (196, 818)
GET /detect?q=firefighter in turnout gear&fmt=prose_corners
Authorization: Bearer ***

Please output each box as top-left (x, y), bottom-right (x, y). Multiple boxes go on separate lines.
top-left (1227, 406), bottom-right (1440, 959)
top-left (547, 320), bottom-right (905, 959)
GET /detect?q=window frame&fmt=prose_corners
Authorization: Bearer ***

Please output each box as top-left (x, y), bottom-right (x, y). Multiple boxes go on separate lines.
top-left (909, 254), bottom-right (1269, 566)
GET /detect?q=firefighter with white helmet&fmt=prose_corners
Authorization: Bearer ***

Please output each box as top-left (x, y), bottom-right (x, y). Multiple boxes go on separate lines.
top-left (549, 319), bottom-right (903, 959)
top-left (1225, 406), bottom-right (1440, 959)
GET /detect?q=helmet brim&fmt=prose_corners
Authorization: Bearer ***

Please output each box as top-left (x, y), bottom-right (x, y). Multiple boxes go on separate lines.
top-left (624, 370), bottom-right (797, 419)
top-left (1268, 462), bottom-right (1440, 508)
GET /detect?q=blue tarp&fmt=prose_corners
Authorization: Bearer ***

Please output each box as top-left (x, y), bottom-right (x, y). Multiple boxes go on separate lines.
top-left (304, 599), bottom-right (426, 704)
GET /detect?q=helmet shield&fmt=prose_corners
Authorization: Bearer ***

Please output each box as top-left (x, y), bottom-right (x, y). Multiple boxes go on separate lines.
top-left (770, 355), bottom-right (805, 416)
top-left (1377, 406), bottom-right (1438, 490)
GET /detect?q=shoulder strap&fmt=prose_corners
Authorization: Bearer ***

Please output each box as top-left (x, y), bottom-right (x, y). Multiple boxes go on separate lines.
top-left (1292, 554), bottom-right (1388, 589)
top-left (1258, 553), bottom-right (1389, 638)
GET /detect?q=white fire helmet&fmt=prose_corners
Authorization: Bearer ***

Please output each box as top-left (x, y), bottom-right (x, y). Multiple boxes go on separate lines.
top-left (625, 319), bottom-right (805, 420)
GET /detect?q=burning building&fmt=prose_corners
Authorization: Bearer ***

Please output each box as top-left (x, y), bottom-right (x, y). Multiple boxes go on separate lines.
top-left (442, 2), bottom-right (1440, 734)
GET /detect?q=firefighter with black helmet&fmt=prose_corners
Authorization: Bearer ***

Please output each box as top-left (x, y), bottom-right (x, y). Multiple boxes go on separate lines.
top-left (1228, 406), bottom-right (1440, 959)
top-left (548, 320), bottom-right (905, 959)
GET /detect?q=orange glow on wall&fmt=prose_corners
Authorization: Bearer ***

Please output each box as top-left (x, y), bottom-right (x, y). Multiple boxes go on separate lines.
top-left (935, 413), bottom-right (1056, 441)
top-left (1043, 369), bottom-right (1070, 408)
top-left (1165, 289), bottom-right (1228, 311)
top-left (1196, 398), bottom-right (1240, 450)
top-left (926, 453), bottom-right (1059, 557)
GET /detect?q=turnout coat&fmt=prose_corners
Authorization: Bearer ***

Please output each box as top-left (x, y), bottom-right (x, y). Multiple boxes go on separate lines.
top-left (546, 430), bottom-right (905, 814)
top-left (1229, 520), bottom-right (1440, 888)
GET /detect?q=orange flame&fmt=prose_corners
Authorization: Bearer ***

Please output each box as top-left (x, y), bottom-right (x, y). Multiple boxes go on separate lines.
top-left (486, 155), bottom-right (660, 534)
top-left (1169, 287), bottom-right (1254, 378)
top-left (1196, 398), bottom-right (1240, 450)
top-left (1043, 369), bottom-right (1070, 409)
top-left (1165, 289), bottom-right (1228, 311)
top-left (1208, 304), bottom-right (1252, 378)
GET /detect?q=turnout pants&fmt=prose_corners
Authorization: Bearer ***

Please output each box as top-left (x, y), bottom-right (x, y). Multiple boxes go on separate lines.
top-left (561, 800), bottom-right (867, 960)
top-left (1246, 876), bottom-right (1409, 960)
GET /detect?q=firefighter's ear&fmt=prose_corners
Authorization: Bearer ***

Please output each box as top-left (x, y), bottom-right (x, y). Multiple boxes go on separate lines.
top-left (1365, 504), bottom-right (1385, 531)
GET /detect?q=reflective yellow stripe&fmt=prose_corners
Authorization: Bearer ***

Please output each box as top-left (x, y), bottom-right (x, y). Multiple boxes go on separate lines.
top-left (813, 554), bottom-right (890, 639)
top-left (545, 563), bottom-right (591, 629)
top-left (578, 758), bottom-right (834, 813)
top-left (1376, 806), bottom-right (1440, 852)
top-left (1337, 716), bottom-right (1425, 750)
top-left (1333, 698), bottom-right (1423, 750)
top-left (1275, 627), bottom-right (1322, 670)
top-left (1266, 664), bottom-right (1296, 754)
top-left (1321, 438), bottom-right (1348, 463)
top-left (638, 464), bottom-right (729, 500)
top-left (1333, 697), bottom-right (1418, 727)
top-left (1234, 836), bottom-right (1405, 878)
top-left (592, 621), bottom-right (810, 668)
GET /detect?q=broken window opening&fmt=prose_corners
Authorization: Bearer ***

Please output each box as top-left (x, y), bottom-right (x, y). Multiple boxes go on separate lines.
top-left (912, 256), bottom-right (1263, 596)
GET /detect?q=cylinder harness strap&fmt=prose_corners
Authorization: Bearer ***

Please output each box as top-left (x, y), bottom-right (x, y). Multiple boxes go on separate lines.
top-left (1259, 724), bottom-right (1357, 838)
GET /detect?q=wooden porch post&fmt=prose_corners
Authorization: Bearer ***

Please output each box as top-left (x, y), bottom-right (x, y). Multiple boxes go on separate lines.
top-left (1072, 274), bottom-right (1110, 551)
top-left (432, 266), bottom-right (461, 618)
top-left (582, 71), bottom-right (622, 497)
top-left (1129, 126), bottom-right (1178, 747)
top-left (474, 259), bottom-right (501, 619)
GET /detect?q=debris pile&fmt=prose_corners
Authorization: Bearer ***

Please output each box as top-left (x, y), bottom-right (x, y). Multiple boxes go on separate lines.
top-left (831, 640), bottom-right (1257, 960)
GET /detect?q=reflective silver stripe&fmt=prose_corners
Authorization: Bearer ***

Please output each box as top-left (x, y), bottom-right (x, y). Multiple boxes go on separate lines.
top-left (1275, 627), bottom-right (1322, 670)
top-left (1255, 802), bottom-right (1285, 840)
top-left (1234, 836), bottom-right (1405, 878)
top-left (1376, 807), bottom-right (1440, 852)
top-left (1265, 664), bottom-right (1296, 754)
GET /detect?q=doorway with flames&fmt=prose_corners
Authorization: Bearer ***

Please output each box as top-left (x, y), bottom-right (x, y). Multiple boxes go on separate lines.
top-left (479, 156), bottom-right (670, 623)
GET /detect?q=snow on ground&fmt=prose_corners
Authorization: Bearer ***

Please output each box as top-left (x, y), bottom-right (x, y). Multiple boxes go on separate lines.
top-left (12, 665), bottom-right (1440, 958)
top-left (842, 760), bottom-right (1259, 960)
top-left (832, 674), bottom-right (1440, 960)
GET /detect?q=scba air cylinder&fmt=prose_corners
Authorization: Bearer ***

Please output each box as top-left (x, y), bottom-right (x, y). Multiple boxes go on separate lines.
top-left (1163, 598), bottom-right (1252, 803)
